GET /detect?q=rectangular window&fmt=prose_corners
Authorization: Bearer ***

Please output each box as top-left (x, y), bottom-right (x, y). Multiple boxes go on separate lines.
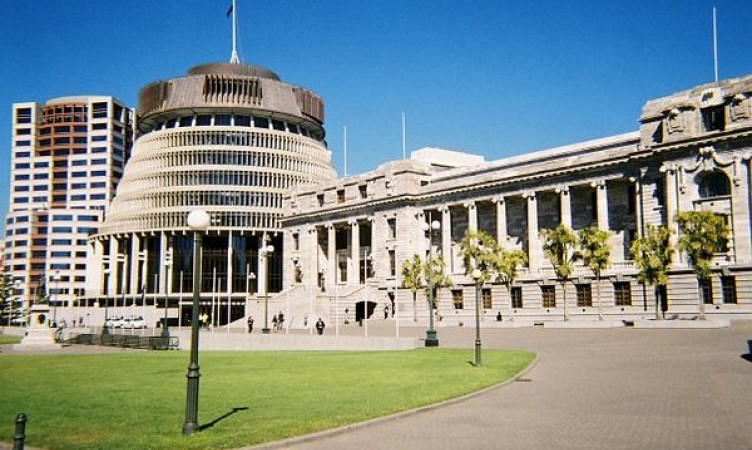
top-left (482, 288), bottom-right (492, 310)
top-left (387, 218), bottom-right (396, 239)
top-left (179, 116), bottom-right (193, 127)
top-left (702, 106), bottom-right (725, 132)
top-left (271, 119), bottom-right (285, 131)
top-left (359, 185), bottom-right (368, 199)
top-left (721, 276), bottom-right (737, 304)
top-left (92, 102), bottom-right (108, 119)
top-left (452, 290), bottom-right (464, 309)
top-left (234, 115), bottom-right (250, 127)
top-left (254, 117), bottom-right (269, 129)
top-left (388, 250), bottom-right (396, 276)
top-left (292, 233), bottom-right (300, 251)
top-left (699, 279), bottom-right (713, 305)
top-left (614, 282), bottom-right (632, 306)
top-left (576, 284), bottom-right (592, 307)
top-left (317, 194), bottom-right (324, 206)
top-left (16, 108), bottom-right (32, 124)
top-left (336, 189), bottom-right (345, 204)
top-left (511, 287), bottom-right (523, 309)
top-left (542, 286), bottom-right (556, 308)
top-left (215, 114), bottom-right (232, 126)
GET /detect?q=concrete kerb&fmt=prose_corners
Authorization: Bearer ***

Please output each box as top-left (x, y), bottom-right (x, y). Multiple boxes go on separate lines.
top-left (240, 352), bottom-right (541, 450)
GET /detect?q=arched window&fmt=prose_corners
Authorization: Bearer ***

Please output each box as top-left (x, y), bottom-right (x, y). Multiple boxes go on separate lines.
top-left (697, 170), bottom-right (731, 198)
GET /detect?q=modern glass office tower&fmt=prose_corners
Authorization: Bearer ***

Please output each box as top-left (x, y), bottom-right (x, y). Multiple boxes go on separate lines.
top-left (3, 97), bottom-right (133, 322)
top-left (86, 62), bottom-right (335, 326)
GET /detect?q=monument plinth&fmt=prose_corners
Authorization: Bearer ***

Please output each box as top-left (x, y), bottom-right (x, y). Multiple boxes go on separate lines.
top-left (13, 304), bottom-right (60, 351)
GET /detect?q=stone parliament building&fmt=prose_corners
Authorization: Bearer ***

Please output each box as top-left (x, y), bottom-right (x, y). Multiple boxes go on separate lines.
top-left (280, 75), bottom-right (752, 325)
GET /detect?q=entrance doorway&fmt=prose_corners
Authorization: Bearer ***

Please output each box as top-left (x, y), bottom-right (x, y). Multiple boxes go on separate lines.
top-left (355, 300), bottom-right (377, 322)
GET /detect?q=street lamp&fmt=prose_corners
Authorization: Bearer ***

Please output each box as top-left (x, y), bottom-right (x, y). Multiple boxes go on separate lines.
top-left (363, 250), bottom-right (372, 338)
top-left (162, 259), bottom-right (172, 339)
top-left (245, 269), bottom-right (255, 333)
top-left (260, 236), bottom-right (274, 334)
top-left (421, 218), bottom-right (441, 347)
top-left (51, 270), bottom-right (61, 327)
top-left (102, 268), bottom-right (111, 335)
top-left (183, 209), bottom-right (210, 436)
top-left (472, 268), bottom-right (483, 367)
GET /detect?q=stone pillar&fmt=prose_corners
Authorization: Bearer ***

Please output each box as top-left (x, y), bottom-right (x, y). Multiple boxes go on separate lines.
top-left (327, 224), bottom-right (336, 285)
top-left (493, 196), bottom-right (507, 244)
top-left (309, 226), bottom-right (319, 291)
top-left (525, 192), bottom-right (540, 270)
top-left (661, 166), bottom-right (680, 265)
top-left (349, 219), bottom-right (360, 285)
top-left (441, 206), bottom-right (452, 274)
top-left (556, 186), bottom-right (571, 228)
top-left (629, 175), bottom-right (643, 238)
top-left (466, 201), bottom-right (477, 232)
top-left (129, 234), bottom-right (140, 295)
top-left (592, 180), bottom-right (609, 230)
top-left (108, 238), bottom-right (119, 297)
top-left (159, 231), bottom-right (168, 294)
top-left (226, 231), bottom-right (233, 294)
top-left (416, 211), bottom-right (427, 254)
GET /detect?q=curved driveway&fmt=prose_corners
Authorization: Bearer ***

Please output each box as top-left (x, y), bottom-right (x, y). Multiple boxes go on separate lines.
top-left (274, 321), bottom-right (752, 450)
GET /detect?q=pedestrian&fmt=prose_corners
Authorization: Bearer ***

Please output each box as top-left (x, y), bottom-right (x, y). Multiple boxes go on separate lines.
top-left (496, 311), bottom-right (502, 322)
top-left (272, 314), bottom-right (278, 331)
top-left (316, 318), bottom-right (326, 335)
top-left (384, 304), bottom-right (389, 319)
top-left (247, 316), bottom-right (254, 333)
top-left (277, 311), bottom-right (285, 330)
top-left (344, 308), bottom-right (350, 324)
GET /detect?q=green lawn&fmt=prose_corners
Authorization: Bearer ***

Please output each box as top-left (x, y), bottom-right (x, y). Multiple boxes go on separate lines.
top-left (0, 334), bottom-right (21, 345)
top-left (0, 349), bottom-right (534, 450)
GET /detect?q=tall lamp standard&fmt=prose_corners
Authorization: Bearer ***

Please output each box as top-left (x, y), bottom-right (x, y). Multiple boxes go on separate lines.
top-left (421, 218), bottom-right (441, 347)
top-left (162, 259), bottom-right (172, 339)
top-left (245, 270), bottom-right (255, 333)
top-left (51, 270), bottom-right (61, 326)
top-left (102, 268), bottom-right (111, 335)
top-left (183, 209), bottom-right (210, 436)
top-left (471, 268), bottom-right (483, 367)
top-left (260, 235), bottom-right (274, 334)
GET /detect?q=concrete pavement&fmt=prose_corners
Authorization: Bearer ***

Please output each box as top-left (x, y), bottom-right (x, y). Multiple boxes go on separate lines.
top-left (255, 320), bottom-right (752, 450)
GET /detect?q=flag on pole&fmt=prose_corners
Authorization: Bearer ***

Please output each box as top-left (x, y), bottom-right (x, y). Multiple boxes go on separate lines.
top-left (226, 3), bottom-right (233, 18)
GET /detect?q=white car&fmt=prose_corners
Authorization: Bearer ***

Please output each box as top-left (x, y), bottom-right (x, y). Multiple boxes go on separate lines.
top-left (105, 316), bottom-right (124, 328)
top-left (122, 316), bottom-right (146, 329)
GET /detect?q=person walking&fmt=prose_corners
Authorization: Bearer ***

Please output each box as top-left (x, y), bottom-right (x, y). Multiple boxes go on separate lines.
top-left (247, 316), bottom-right (254, 333)
top-left (316, 318), bottom-right (326, 335)
top-left (277, 311), bottom-right (285, 330)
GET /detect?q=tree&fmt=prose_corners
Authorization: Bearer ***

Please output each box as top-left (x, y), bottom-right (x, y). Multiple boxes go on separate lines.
top-left (676, 210), bottom-right (730, 320)
top-left (578, 226), bottom-right (612, 320)
top-left (401, 254), bottom-right (424, 322)
top-left (542, 224), bottom-right (579, 321)
top-left (630, 225), bottom-right (672, 320)
top-left (459, 230), bottom-right (497, 284)
top-left (423, 256), bottom-right (452, 317)
top-left (493, 247), bottom-right (528, 320)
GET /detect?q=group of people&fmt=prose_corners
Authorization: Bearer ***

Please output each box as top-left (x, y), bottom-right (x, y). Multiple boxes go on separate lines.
top-left (245, 312), bottom-right (326, 335)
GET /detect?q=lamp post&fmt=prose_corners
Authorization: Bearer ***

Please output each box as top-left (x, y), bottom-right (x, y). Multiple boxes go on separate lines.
top-left (472, 268), bottom-right (483, 367)
top-left (183, 209), bottom-right (210, 436)
top-left (260, 234), bottom-right (274, 334)
top-left (51, 270), bottom-right (61, 327)
top-left (162, 259), bottom-right (172, 339)
top-left (102, 268), bottom-right (111, 335)
top-left (363, 250), bottom-right (372, 338)
top-left (421, 218), bottom-right (441, 347)
top-left (245, 267), bottom-right (255, 334)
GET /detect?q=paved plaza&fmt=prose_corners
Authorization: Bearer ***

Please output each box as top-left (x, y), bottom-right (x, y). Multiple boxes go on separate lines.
top-left (259, 320), bottom-right (752, 450)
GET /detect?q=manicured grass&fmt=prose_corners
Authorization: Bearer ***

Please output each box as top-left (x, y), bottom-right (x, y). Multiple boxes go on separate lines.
top-left (0, 334), bottom-right (21, 345)
top-left (0, 349), bottom-right (534, 449)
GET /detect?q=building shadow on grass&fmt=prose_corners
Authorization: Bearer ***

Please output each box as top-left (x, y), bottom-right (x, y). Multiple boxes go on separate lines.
top-left (199, 407), bottom-right (249, 431)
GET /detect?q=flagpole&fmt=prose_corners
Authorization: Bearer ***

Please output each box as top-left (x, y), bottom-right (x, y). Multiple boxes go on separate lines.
top-left (712, 7), bottom-right (718, 84)
top-left (401, 112), bottom-right (406, 160)
top-left (230, 0), bottom-right (240, 64)
top-left (343, 126), bottom-right (348, 177)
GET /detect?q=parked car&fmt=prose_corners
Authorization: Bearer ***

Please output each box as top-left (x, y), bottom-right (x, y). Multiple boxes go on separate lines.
top-left (105, 316), bottom-right (124, 329)
top-left (122, 316), bottom-right (146, 329)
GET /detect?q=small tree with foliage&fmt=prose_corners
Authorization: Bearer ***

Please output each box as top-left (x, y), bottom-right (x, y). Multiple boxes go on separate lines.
top-left (492, 246), bottom-right (527, 321)
top-left (542, 224), bottom-right (579, 321)
top-left (401, 255), bottom-right (424, 322)
top-left (676, 210), bottom-right (730, 320)
top-left (423, 256), bottom-right (452, 318)
top-left (630, 225), bottom-right (672, 320)
top-left (578, 226), bottom-right (612, 320)
top-left (459, 230), bottom-right (497, 282)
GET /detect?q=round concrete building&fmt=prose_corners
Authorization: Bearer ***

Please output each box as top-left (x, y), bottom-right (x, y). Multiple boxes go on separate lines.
top-left (86, 62), bottom-right (335, 327)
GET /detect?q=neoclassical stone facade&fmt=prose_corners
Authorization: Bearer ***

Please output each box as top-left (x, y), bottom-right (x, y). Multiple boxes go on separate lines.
top-left (280, 75), bottom-right (752, 325)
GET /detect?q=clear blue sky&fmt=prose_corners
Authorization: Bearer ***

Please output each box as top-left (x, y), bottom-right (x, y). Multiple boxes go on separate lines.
top-left (2, 1), bottom-right (752, 225)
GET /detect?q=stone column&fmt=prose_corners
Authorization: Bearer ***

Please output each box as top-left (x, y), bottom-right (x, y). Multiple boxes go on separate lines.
top-left (109, 238), bottom-right (119, 297)
top-left (629, 175), bottom-right (643, 238)
top-left (349, 219), bottom-right (360, 285)
top-left (327, 224), bottom-right (336, 285)
top-left (309, 226), bottom-right (319, 291)
top-left (416, 211), bottom-right (427, 254)
top-left (556, 186), bottom-right (571, 228)
top-left (592, 180), bottom-right (609, 230)
top-left (226, 231), bottom-right (233, 294)
top-left (493, 196), bottom-right (507, 244)
top-left (466, 201), bottom-right (477, 232)
top-left (441, 206), bottom-right (452, 274)
top-left (129, 234), bottom-right (141, 295)
top-left (524, 191), bottom-right (540, 270)
top-left (661, 165), bottom-right (680, 265)
top-left (159, 231), bottom-right (169, 294)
